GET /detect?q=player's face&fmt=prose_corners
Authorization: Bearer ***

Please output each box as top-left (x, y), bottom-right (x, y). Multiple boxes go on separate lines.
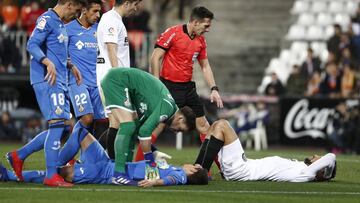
top-left (65, 3), bottom-right (83, 22)
top-left (307, 155), bottom-right (321, 164)
top-left (168, 114), bottom-right (189, 133)
top-left (124, 1), bottom-right (141, 17)
top-left (194, 18), bottom-right (212, 36)
top-left (84, 4), bottom-right (101, 25)
top-left (182, 164), bottom-right (202, 176)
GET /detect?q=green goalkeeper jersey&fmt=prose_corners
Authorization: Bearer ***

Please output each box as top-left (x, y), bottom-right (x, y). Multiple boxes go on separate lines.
top-left (101, 68), bottom-right (178, 138)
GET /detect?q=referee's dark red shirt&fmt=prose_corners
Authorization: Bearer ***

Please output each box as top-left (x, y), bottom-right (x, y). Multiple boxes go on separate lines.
top-left (155, 24), bottom-right (208, 82)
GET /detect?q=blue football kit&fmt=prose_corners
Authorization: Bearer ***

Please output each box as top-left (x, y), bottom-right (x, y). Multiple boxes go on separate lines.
top-left (66, 19), bottom-right (104, 119)
top-left (26, 9), bottom-right (71, 179)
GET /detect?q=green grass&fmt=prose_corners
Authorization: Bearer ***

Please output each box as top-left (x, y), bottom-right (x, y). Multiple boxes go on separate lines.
top-left (1, 143), bottom-right (360, 203)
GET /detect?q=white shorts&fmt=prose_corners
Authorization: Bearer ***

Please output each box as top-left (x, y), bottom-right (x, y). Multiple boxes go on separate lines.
top-left (218, 139), bottom-right (251, 181)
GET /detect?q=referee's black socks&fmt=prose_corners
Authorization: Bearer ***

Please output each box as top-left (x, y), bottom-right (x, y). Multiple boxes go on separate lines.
top-left (195, 136), bottom-right (224, 171)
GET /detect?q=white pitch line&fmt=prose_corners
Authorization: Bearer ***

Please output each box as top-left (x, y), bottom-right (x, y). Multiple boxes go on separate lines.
top-left (0, 187), bottom-right (359, 195)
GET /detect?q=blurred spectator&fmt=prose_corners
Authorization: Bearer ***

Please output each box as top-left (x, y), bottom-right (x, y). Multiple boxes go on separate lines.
top-left (286, 64), bottom-right (306, 97)
top-left (300, 48), bottom-right (321, 78)
top-left (265, 72), bottom-right (284, 96)
top-left (101, 0), bottom-right (115, 13)
top-left (22, 116), bottom-right (42, 143)
top-left (124, 2), bottom-right (151, 67)
top-left (0, 34), bottom-right (22, 73)
top-left (1, 2), bottom-right (19, 31)
top-left (341, 63), bottom-right (357, 98)
top-left (320, 62), bottom-right (341, 98)
top-left (339, 47), bottom-right (356, 72)
top-left (328, 102), bottom-right (360, 154)
top-left (0, 111), bottom-right (18, 140)
top-left (21, 1), bottom-right (45, 36)
top-left (306, 71), bottom-right (321, 97)
top-left (327, 24), bottom-right (342, 62)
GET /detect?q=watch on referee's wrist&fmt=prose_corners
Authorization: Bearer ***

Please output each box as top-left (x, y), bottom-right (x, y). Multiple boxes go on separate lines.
top-left (211, 86), bottom-right (219, 92)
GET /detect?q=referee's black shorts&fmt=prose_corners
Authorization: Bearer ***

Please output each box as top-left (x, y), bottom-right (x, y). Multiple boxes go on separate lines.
top-left (160, 77), bottom-right (205, 118)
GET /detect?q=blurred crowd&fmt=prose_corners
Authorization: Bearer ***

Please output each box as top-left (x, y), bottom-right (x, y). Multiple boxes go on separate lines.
top-left (0, 0), bottom-right (150, 73)
top-left (265, 5), bottom-right (360, 99)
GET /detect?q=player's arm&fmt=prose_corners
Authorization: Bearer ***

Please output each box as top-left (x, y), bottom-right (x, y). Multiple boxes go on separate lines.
top-left (67, 60), bottom-right (82, 85)
top-left (150, 47), bottom-right (166, 79)
top-left (106, 42), bottom-right (119, 68)
top-left (27, 16), bottom-right (56, 85)
top-left (138, 171), bottom-right (185, 187)
top-left (198, 59), bottom-right (223, 108)
top-left (304, 153), bottom-right (336, 178)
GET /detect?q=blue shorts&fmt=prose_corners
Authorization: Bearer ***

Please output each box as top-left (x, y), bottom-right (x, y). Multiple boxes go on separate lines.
top-left (72, 141), bottom-right (113, 184)
top-left (68, 84), bottom-right (105, 119)
top-left (32, 82), bottom-right (70, 121)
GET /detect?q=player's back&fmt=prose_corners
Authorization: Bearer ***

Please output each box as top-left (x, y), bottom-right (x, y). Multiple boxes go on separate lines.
top-left (27, 10), bottom-right (68, 85)
top-left (66, 20), bottom-right (98, 86)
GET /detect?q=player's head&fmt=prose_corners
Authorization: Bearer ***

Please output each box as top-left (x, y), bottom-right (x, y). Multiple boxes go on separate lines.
top-left (58, 0), bottom-right (86, 22)
top-left (189, 6), bottom-right (214, 36)
top-left (115, 0), bottom-right (142, 17)
top-left (304, 154), bottom-right (337, 182)
top-left (182, 164), bottom-right (208, 185)
top-left (168, 106), bottom-right (196, 133)
top-left (81, 0), bottom-right (102, 25)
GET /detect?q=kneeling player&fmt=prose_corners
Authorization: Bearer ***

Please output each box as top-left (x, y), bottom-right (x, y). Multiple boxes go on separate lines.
top-left (1, 132), bottom-right (208, 187)
top-left (195, 119), bottom-right (337, 182)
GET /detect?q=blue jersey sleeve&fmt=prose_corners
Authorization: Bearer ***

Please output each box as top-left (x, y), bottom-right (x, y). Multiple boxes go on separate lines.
top-left (27, 16), bottom-right (51, 63)
top-left (162, 170), bottom-right (187, 186)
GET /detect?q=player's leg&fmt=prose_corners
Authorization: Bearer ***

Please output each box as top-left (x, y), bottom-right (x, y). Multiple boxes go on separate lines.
top-left (30, 82), bottom-right (72, 186)
top-left (107, 113), bottom-right (119, 159)
top-left (89, 86), bottom-right (106, 147)
top-left (1, 163), bottom-right (45, 183)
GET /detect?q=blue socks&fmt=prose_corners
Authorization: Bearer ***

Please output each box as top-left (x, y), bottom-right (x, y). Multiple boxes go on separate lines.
top-left (17, 130), bottom-right (48, 160)
top-left (58, 121), bottom-right (89, 166)
top-left (7, 170), bottom-right (45, 183)
top-left (44, 121), bottom-right (65, 178)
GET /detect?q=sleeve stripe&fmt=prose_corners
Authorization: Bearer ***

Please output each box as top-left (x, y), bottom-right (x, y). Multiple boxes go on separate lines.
top-left (154, 44), bottom-right (168, 51)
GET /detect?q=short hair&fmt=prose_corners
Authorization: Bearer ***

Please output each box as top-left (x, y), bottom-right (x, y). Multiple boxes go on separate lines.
top-left (58, 0), bottom-right (87, 6)
top-left (179, 106), bottom-right (196, 131)
top-left (115, 0), bottom-right (142, 6)
top-left (85, 0), bottom-right (102, 9)
top-left (190, 6), bottom-right (214, 22)
top-left (186, 168), bottom-right (208, 185)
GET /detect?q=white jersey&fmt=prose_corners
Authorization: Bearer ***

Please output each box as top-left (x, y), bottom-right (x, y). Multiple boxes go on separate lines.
top-left (218, 139), bottom-right (336, 182)
top-left (96, 8), bottom-right (130, 85)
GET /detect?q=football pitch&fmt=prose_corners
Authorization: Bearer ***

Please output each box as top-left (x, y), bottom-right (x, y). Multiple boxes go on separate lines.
top-left (0, 142), bottom-right (360, 203)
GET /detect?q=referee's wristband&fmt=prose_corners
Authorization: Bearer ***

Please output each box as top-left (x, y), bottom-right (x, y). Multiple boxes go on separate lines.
top-left (211, 86), bottom-right (219, 92)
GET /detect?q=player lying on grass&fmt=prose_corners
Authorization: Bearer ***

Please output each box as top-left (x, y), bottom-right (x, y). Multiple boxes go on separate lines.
top-left (1, 132), bottom-right (208, 187)
top-left (194, 119), bottom-right (337, 182)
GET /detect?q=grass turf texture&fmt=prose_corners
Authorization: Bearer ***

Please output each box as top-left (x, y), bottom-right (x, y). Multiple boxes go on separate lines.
top-left (0, 143), bottom-right (359, 203)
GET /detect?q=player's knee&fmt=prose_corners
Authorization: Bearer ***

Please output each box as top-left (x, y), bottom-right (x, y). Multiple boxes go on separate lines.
top-left (80, 114), bottom-right (94, 127)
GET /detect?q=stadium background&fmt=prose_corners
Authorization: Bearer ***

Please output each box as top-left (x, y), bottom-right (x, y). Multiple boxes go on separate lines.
top-left (0, 0), bottom-right (360, 155)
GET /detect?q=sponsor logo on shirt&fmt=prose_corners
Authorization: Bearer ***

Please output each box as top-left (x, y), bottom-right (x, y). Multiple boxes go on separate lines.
top-left (75, 40), bottom-right (98, 50)
top-left (36, 17), bottom-right (47, 30)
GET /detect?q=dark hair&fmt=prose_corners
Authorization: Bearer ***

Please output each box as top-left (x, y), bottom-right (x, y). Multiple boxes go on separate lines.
top-left (58, 0), bottom-right (87, 6)
top-left (115, 0), bottom-right (142, 6)
top-left (179, 106), bottom-right (196, 131)
top-left (85, 0), bottom-right (102, 9)
top-left (186, 168), bottom-right (208, 185)
top-left (190, 6), bottom-right (214, 22)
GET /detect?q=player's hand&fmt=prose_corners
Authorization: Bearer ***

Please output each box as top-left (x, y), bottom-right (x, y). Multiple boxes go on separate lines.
top-left (70, 65), bottom-right (83, 85)
top-left (210, 90), bottom-right (224, 108)
top-left (138, 179), bottom-right (156, 188)
top-left (43, 58), bottom-right (56, 85)
top-left (153, 151), bottom-right (172, 162)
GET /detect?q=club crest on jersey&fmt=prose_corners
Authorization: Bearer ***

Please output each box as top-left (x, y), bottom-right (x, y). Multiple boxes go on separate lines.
top-left (78, 104), bottom-right (84, 112)
top-left (76, 40), bottom-right (85, 50)
top-left (36, 17), bottom-right (47, 30)
top-left (55, 106), bottom-right (63, 115)
top-left (139, 102), bottom-right (147, 114)
top-left (108, 27), bottom-right (115, 35)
